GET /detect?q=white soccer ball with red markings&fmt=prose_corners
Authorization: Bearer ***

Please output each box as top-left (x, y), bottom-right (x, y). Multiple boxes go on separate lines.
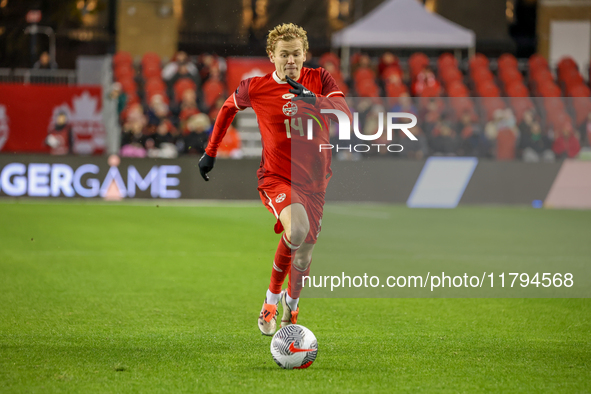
top-left (270, 324), bottom-right (318, 369)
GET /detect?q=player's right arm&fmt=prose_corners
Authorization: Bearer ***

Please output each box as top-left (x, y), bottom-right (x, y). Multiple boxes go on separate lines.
top-left (199, 78), bottom-right (252, 181)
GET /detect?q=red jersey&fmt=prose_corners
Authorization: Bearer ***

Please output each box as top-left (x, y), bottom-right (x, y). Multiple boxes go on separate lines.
top-left (206, 67), bottom-right (350, 193)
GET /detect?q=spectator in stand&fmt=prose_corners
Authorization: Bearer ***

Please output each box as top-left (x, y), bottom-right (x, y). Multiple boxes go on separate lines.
top-left (412, 65), bottom-right (439, 96)
top-left (184, 113), bottom-right (210, 155)
top-left (46, 111), bottom-right (72, 155)
top-left (162, 51), bottom-right (199, 84)
top-left (456, 111), bottom-right (483, 156)
top-left (168, 63), bottom-right (200, 92)
top-left (109, 82), bottom-right (127, 118)
top-left (378, 52), bottom-right (402, 80)
top-left (34, 51), bottom-right (58, 69)
top-left (519, 120), bottom-right (554, 162)
top-left (400, 125), bottom-right (428, 159)
top-left (120, 104), bottom-right (148, 158)
top-left (217, 120), bottom-right (243, 159)
top-left (177, 89), bottom-right (201, 132)
top-left (146, 95), bottom-right (176, 136)
top-left (495, 109), bottom-right (519, 160)
top-left (421, 98), bottom-right (443, 136)
top-left (430, 119), bottom-right (458, 155)
top-left (390, 93), bottom-right (418, 118)
top-left (145, 121), bottom-right (179, 159)
top-left (197, 53), bottom-right (219, 83)
top-left (553, 122), bottom-right (581, 159)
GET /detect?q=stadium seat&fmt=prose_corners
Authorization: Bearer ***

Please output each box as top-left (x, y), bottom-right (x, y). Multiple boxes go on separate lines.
top-left (496, 128), bottom-right (517, 160)
top-left (538, 81), bottom-right (562, 97)
top-left (499, 68), bottom-right (524, 87)
top-left (469, 53), bottom-right (489, 71)
top-left (471, 66), bottom-right (494, 84)
top-left (203, 79), bottom-right (225, 108)
top-left (506, 82), bottom-right (529, 97)
top-left (141, 52), bottom-right (161, 68)
top-left (482, 97), bottom-right (506, 120)
top-left (319, 52), bottom-right (340, 69)
top-left (498, 53), bottom-right (518, 70)
top-left (173, 78), bottom-right (197, 103)
top-left (409, 52), bottom-right (430, 79)
top-left (568, 83), bottom-right (591, 97)
top-left (477, 81), bottom-right (500, 97)
top-left (355, 78), bottom-right (380, 97)
top-left (437, 53), bottom-right (457, 72)
top-left (440, 67), bottom-right (463, 86)
top-left (144, 77), bottom-right (166, 94)
top-left (447, 80), bottom-right (469, 97)
top-left (119, 78), bottom-right (138, 95)
top-left (353, 67), bottom-right (376, 84)
top-left (113, 51), bottom-right (133, 67)
top-left (142, 62), bottom-right (162, 80)
top-left (509, 97), bottom-right (534, 123)
top-left (114, 64), bottom-right (135, 81)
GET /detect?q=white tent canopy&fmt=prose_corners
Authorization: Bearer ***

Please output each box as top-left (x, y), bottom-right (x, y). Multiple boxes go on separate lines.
top-left (332, 0), bottom-right (475, 49)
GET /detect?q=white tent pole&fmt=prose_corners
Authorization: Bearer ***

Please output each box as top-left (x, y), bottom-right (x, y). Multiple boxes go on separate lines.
top-left (341, 46), bottom-right (351, 79)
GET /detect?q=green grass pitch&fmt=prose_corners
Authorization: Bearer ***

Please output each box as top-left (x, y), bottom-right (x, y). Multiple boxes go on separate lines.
top-left (1, 200), bottom-right (589, 392)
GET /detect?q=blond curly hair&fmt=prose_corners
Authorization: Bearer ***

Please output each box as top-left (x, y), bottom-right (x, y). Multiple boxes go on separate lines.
top-left (266, 23), bottom-right (309, 56)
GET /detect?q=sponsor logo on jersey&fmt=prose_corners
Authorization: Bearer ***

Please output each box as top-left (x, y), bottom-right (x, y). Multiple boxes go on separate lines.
top-left (275, 193), bottom-right (286, 203)
top-left (282, 101), bottom-right (298, 117)
top-left (282, 93), bottom-right (295, 99)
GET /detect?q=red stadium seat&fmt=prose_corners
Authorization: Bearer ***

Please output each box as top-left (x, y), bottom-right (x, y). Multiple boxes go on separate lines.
top-left (482, 97), bottom-right (506, 120)
top-left (173, 78), bottom-right (197, 102)
top-left (355, 78), bottom-right (380, 97)
top-left (509, 97), bottom-right (534, 123)
top-left (447, 80), bottom-right (469, 97)
top-left (528, 54), bottom-right (549, 74)
top-left (144, 77), bottom-right (166, 94)
top-left (506, 82), bottom-right (529, 97)
top-left (568, 83), bottom-right (591, 97)
top-left (141, 52), bottom-right (161, 68)
top-left (437, 53), bottom-right (457, 72)
top-left (113, 51), bottom-right (133, 67)
top-left (440, 67), bottom-right (463, 86)
top-left (142, 62), bottom-right (161, 80)
top-left (538, 81), bottom-right (562, 97)
top-left (499, 68), bottom-right (523, 86)
top-left (471, 66), bottom-right (494, 84)
top-left (496, 128), bottom-right (517, 160)
top-left (319, 53), bottom-right (340, 69)
top-left (385, 82), bottom-right (408, 98)
top-left (203, 79), bottom-right (225, 108)
top-left (572, 96), bottom-right (591, 124)
top-left (409, 53), bottom-right (430, 79)
top-left (118, 78), bottom-right (138, 95)
top-left (469, 53), bottom-right (489, 71)
top-left (114, 64), bottom-right (135, 81)
top-left (477, 81), bottom-right (500, 97)
top-left (353, 67), bottom-right (376, 83)
top-left (498, 53), bottom-right (518, 70)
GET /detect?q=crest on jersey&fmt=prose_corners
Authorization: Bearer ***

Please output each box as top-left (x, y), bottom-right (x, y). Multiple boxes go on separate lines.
top-left (283, 101), bottom-right (298, 117)
top-left (282, 93), bottom-right (295, 99)
top-left (275, 193), bottom-right (286, 203)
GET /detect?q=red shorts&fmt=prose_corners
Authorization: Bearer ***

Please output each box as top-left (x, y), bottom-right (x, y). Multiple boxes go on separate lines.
top-left (258, 179), bottom-right (325, 244)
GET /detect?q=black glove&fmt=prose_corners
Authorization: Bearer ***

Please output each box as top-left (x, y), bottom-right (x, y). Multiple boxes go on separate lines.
top-left (286, 76), bottom-right (316, 105)
top-left (199, 153), bottom-right (216, 181)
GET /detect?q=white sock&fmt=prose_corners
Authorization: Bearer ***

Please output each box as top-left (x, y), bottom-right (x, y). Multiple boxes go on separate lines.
top-left (286, 294), bottom-right (299, 311)
top-left (266, 289), bottom-right (280, 305)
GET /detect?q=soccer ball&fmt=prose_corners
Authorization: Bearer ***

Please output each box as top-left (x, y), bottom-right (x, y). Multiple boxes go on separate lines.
top-left (270, 324), bottom-right (318, 369)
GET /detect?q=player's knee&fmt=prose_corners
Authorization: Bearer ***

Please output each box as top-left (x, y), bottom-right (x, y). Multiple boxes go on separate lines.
top-left (292, 255), bottom-right (311, 271)
top-left (289, 222), bottom-right (309, 245)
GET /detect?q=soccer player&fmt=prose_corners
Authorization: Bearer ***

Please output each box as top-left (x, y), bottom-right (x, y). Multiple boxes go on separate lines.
top-left (199, 23), bottom-right (351, 335)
